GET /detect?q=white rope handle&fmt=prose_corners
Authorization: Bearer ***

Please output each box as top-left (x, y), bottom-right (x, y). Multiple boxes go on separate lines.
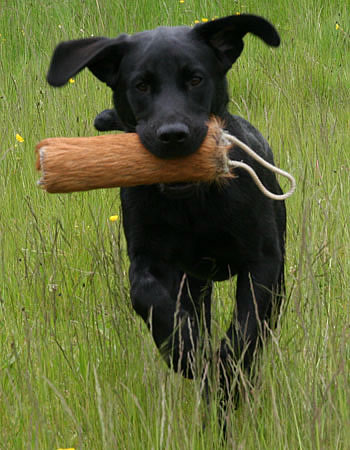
top-left (221, 131), bottom-right (296, 201)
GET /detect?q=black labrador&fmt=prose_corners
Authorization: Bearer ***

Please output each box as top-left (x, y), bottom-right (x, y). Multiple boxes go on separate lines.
top-left (47, 14), bottom-right (286, 409)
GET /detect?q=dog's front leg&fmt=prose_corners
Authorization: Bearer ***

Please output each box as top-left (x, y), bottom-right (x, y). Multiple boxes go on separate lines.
top-left (219, 253), bottom-right (284, 404)
top-left (129, 256), bottom-right (212, 378)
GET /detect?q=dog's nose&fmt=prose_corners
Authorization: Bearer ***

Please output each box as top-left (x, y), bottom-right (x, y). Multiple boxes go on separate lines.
top-left (157, 123), bottom-right (190, 145)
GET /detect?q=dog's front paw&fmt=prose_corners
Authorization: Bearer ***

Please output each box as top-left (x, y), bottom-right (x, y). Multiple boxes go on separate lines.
top-left (94, 109), bottom-right (125, 131)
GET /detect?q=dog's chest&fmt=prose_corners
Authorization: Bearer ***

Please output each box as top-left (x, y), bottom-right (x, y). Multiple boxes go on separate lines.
top-left (145, 199), bottom-right (246, 277)
top-left (122, 186), bottom-right (259, 279)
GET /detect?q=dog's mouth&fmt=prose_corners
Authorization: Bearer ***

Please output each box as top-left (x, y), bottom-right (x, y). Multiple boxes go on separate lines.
top-left (135, 122), bottom-right (208, 198)
top-left (159, 182), bottom-right (197, 199)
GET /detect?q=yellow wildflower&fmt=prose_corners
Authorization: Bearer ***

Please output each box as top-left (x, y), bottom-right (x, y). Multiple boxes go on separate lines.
top-left (179, 0), bottom-right (184, 3)
top-left (201, 18), bottom-right (208, 22)
top-left (236, 12), bottom-right (241, 15)
top-left (194, 20), bottom-right (200, 24)
top-left (69, 78), bottom-right (75, 84)
top-left (336, 23), bottom-right (340, 30)
top-left (16, 133), bottom-right (24, 143)
top-left (57, 448), bottom-right (75, 450)
top-left (109, 215), bottom-right (119, 222)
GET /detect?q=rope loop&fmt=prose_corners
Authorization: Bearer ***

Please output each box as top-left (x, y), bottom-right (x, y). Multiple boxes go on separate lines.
top-left (220, 131), bottom-right (296, 201)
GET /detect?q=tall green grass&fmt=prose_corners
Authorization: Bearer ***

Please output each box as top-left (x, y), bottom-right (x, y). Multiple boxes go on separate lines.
top-left (1, 0), bottom-right (349, 448)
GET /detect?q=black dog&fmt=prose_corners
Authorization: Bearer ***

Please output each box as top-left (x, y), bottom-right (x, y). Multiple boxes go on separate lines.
top-left (47, 14), bottom-right (286, 409)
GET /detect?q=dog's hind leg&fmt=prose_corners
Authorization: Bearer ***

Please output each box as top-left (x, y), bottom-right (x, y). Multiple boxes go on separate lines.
top-left (129, 256), bottom-right (212, 379)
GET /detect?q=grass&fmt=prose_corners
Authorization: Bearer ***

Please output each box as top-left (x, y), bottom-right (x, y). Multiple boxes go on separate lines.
top-left (1, 0), bottom-right (350, 448)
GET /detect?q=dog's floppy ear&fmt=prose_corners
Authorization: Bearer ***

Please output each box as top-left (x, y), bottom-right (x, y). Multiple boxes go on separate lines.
top-left (193, 14), bottom-right (280, 72)
top-left (47, 35), bottom-right (130, 88)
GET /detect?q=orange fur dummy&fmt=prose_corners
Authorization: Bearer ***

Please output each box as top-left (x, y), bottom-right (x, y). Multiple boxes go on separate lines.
top-left (35, 118), bottom-right (234, 193)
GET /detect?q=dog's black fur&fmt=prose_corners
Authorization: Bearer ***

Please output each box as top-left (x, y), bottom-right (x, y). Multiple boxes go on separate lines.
top-left (47, 14), bottom-right (286, 408)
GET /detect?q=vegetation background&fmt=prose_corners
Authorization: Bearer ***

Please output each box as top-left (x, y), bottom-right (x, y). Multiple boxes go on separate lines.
top-left (0, 0), bottom-right (349, 448)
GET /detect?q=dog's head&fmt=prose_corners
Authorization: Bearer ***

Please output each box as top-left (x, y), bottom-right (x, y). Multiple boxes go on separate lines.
top-left (47, 14), bottom-right (279, 159)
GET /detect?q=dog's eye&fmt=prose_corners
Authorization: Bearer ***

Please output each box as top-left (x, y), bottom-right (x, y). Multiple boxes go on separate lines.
top-left (190, 76), bottom-right (202, 87)
top-left (136, 81), bottom-right (150, 92)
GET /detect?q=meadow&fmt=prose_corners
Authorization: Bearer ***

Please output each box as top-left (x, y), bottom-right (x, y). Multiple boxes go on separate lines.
top-left (0, 0), bottom-right (349, 448)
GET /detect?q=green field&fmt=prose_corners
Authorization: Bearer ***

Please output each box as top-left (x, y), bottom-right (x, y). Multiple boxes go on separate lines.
top-left (1, 0), bottom-right (349, 448)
